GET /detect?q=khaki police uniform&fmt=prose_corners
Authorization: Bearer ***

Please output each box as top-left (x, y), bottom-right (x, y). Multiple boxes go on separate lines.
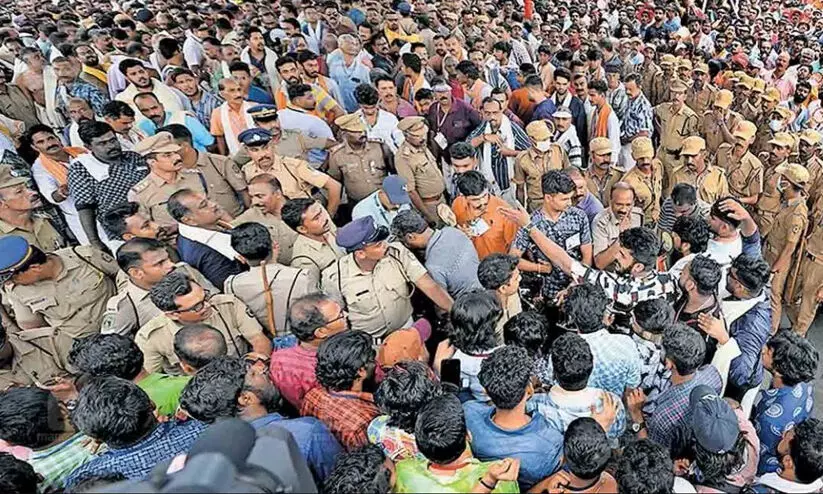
top-left (764, 196), bottom-right (808, 331)
top-left (232, 129), bottom-right (329, 167)
top-left (584, 167), bottom-right (621, 207)
top-left (686, 84), bottom-right (717, 115)
top-left (290, 233), bottom-right (344, 283)
top-left (0, 215), bottom-right (64, 252)
top-left (752, 117), bottom-right (775, 156)
top-left (715, 144), bottom-right (764, 200)
top-left (649, 69), bottom-right (674, 107)
top-left (640, 61), bottom-right (660, 102)
top-left (327, 140), bottom-right (389, 202)
top-left (702, 110), bottom-right (742, 155)
top-left (194, 152), bottom-right (248, 218)
top-left (101, 263), bottom-right (217, 337)
top-left (591, 207), bottom-right (644, 256)
top-left (231, 207), bottom-right (298, 265)
top-left (4, 246), bottom-right (118, 368)
top-left (135, 293), bottom-right (265, 374)
top-left (804, 156), bottom-right (823, 205)
top-left (739, 100), bottom-right (760, 122)
top-left (224, 263), bottom-right (318, 337)
top-left (513, 146), bottom-right (569, 211)
top-left (755, 162), bottom-right (784, 238)
top-left (789, 217), bottom-right (823, 335)
top-left (127, 169), bottom-right (208, 226)
top-left (242, 153), bottom-right (330, 200)
top-left (321, 243), bottom-right (428, 339)
top-left (667, 164), bottom-right (729, 204)
top-left (394, 140), bottom-right (446, 218)
top-left (0, 331), bottom-right (69, 390)
top-left (654, 102), bottom-right (700, 180)
top-left (620, 162), bottom-right (663, 225)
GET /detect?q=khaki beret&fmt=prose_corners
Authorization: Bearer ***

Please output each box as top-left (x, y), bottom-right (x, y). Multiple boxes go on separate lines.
top-left (680, 136), bottom-right (706, 156)
top-left (631, 136), bottom-right (654, 160)
top-left (133, 132), bottom-right (181, 156)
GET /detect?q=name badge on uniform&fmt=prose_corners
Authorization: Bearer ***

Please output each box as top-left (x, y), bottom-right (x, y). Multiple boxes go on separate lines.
top-left (566, 233), bottom-right (581, 250)
top-left (434, 132), bottom-right (448, 150)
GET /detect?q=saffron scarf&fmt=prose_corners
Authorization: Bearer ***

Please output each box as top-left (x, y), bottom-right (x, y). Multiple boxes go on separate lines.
top-left (38, 147), bottom-right (85, 186)
top-left (593, 104), bottom-right (613, 139)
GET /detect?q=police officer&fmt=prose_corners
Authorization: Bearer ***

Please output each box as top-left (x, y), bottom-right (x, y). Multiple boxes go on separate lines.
top-left (327, 113), bottom-right (394, 205)
top-left (763, 163), bottom-right (809, 333)
top-left (654, 79), bottom-right (700, 186)
top-left (798, 129), bottom-right (823, 205)
top-left (755, 132), bottom-right (794, 238)
top-left (321, 216), bottom-right (453, 340)
top-left (231, 174), bottom-right (298, 265)
top-left (620, 137), bottom-right (663, 226)
top-left (584, 137), bottom-right (620, 207)
top-left (127, 132), bottom-right (211, 227)
top-left (0, 324), bottom-right (68, 390)
top-left (752, 88), bottom-right (781, 156)
top-left (0, 235), bottom-right (119, 368)
top-left (394, 116), bottom-right (445, 224)
top-left (137, 269), bottom-right (271, 374)
top-left (685, 63), bottom-right (716, 115)
top-left (701, 89), bottom-right (741, 155)
top-left (649, 53), bottom-right (677, 106)
top-left (714, 121), bottom-right (763, 206)
top-left (668, 136), bottom-right (729, 204)
top-left (0, 166), bottom-right (64, 252)
top-left (513, 120), bottom-right (569, 212)
top-left (239, 128), bottom-right (342, 217)
top-left (101, 237), bottom-right (217, 336)
top-left (223, 223), bottom-right (317, 337)
top-left (790, 195), bottom-right (823, 335)
top-left (283, 197), bottom-right (344, 283)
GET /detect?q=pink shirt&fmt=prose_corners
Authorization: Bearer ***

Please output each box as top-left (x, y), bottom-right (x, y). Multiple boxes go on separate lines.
top-left (269, 344), bottom-right (319, 410)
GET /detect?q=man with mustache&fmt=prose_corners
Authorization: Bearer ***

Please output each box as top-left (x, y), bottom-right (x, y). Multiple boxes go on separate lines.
top-left (592, 183), bottom-right (644, 270)
top-left (0, 164), bottom-right (64, 252)
top-left (327, 114), bottom-right (392, 206)
top-left (668, 136), bottom-right (729, 204)
top-left (231, 174), bottom-right (297, 265)
top-left (134, 93), bottom-right (214, 153)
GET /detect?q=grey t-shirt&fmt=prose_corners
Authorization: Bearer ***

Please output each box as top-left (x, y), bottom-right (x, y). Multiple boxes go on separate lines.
top-left (425, 227), bottom-right (482, 297)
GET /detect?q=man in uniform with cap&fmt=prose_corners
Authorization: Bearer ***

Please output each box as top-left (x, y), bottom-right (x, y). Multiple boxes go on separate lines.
top-left (654, 79), bottom-right (700, 187)
top-left (321, 216), bottom-right (453, 340)
top-left (620, 136), bottom-right (663, 226)
top-left (702, 89), bottom-right (741, 155)
top-left (584, 137), bottom-right (621, 207)
top-left (394, 116), bottom-right (445, 225)
top-left (514, 120), bottom-right (569, 212)
top-left (686, 62), bottom-right (717, 115)
top-left (0, 235), bottom-right (119, 368)
top-left (231, 174), bottom-right (297, 265)
top-left (714, 120), bottom-right (763, 206)
top-left (137, 269), bottom-right (271, 374)
top-left (752, 88), bottom-right (781, 156)
top-left (238, 127), bottom-right (341, 217)
top-left (798, 129), bottom-right (823, 205)
top-left (127, 132), bottom-right (212, 228)
top-left (0, 166), bottom-right (64, 252)
top-left (639, 44), bottom-right (660, 103)
top-left (668, 136), bottom-right (729, 204)
top-left (755, 132), bottom-right (794, 238)
top-left (789, 183), bottom-right (823, 335)
top-left (327, 113), bottom-right (394, 207)
top-left (351, 175), bottom-right (412, 230)
top-left (283, 198), bottom-right (344, 283)
top-left (763, 163), bottom-right (809, 333)
top-left (648, 53), bottom-right (677, 106)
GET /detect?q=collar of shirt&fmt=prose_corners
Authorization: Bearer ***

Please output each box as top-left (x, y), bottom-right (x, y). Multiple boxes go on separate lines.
top-left (755, 473), bottom-right (823, 494)
top-left (328, 390), bottom-right (375, 403)
top-left (178, 223), bottom-right (239, 261)
top-left (126, 278), bottom-right (151, 302)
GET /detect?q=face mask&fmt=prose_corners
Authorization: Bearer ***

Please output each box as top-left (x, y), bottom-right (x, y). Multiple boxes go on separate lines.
top-left (535, 140), bottom-right (552, 152)
top-left (769, 119), bottom-right (783, 132)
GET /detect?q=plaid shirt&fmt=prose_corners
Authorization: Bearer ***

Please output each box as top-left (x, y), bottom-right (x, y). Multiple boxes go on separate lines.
top-left (59, 80), bottom-right (110, 117)
top-left (63, 420), bottom-right (207, 489)
top-left (570, 260), bottom-right (678, 317)
top-left (300, 388), bottom-right (380, 451)
top-left (514, 207), bottom-right (591, 301)
top-left (580, 329), bottom-right (643, 397)
top-left (192, 90), bottom-right (224, 129)
top-left (621, 93), bottom-right (653, 140)
top-left (67, 152), bottom-right (149, 219)
top-left (28, 433), bottom-right (95, 492)
top-left (646, 365), bottom-right (722, 448)
top-left (269, 344), bottom-right (319, 410)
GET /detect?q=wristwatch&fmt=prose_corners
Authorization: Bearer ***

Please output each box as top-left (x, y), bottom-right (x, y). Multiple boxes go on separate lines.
top-left (630, 421), bottom-right (646, 433)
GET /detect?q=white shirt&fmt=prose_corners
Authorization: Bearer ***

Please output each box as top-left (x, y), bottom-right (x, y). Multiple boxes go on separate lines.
top-left (278, 107), bottom-right (334, 139)
top-left (182, 32), bottom-right (205, 68)
top-left (357, 109), bottom-right (404, 152)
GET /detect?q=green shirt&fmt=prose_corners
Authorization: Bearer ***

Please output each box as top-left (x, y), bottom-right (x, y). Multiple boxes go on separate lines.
top-left (394, 457), bottom-right (520, 493)
top-left (137, 373), bottom-right (191, 416)
top-left (29, 433), bottom-right (95, 493)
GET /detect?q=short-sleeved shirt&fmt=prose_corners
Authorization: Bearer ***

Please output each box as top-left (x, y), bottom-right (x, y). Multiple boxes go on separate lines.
top-left (513, 147), bottom-right (567, 208)
top-left (591, 207), bottom-right (644, 255)
top-left (753, 382), bottom-right (815, 474)
top-left (136, 373), bottom-right (191, 416)
top-left (367, 414), bottom-right (423, 462)
top-left (300, 388), bottom-right (380, 451)
top-left (424, 227), bottom-right (482, 298)
top-left (585, 167), bottom-right (621, 207)
top-left (290, 233), bottom-right (344, 283)
top-left (242, 153), bottom-right (329, 200)
top-left (138, 112), bottom-right (215, 152)
top-left (513, 207), bottom-right (591, 300)
top-left (394, 457), bottom-right (519, 493)
top-left (195, 152), bottom-right (248, 218)
top-left (0, 215), bottom-right (65, 252)
top-left (0, 331), bottom-right (68, 391)
top-left (326, 141), bottom-right (387, 202)
top-left (67, 152), bottom-right (149, 218)
top-left (620, 163), bottom-right (663, 224)
top-left (452, 195), bottom-right (519, 259)
top-left (269, 344), bottom-right (319, 410)
top-left (230, 208), bottom-right (297, 264)
top-left (127, 170), bottom-right (208, 226)
top-left (658, 198), bottom-right (712, 232)
top-left (321, 243), bottom-right (428, 338)
top-left (764, 198), bottom-right (808, 263)
top-left (715, 144), bottom-right (764, 200)
top-left (668, 165), bottom-right (730, 204)
top-left (394, 141), bottom-right (445, 199)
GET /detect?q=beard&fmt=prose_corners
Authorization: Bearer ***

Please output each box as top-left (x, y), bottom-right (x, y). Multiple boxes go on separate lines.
top-left (252, 383), bottom-right (281, 412)
top-left (608, 259), bottom-right (631, 275)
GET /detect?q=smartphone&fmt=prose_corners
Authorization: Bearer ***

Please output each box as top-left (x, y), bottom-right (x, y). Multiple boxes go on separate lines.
top-left (440, 358), bottom-right (462, 391)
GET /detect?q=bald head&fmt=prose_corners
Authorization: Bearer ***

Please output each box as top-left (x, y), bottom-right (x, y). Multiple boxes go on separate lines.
top-left (173, 324), bottom-right (228, 374)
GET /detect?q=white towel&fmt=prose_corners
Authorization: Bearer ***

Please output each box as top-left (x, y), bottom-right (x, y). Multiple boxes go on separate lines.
top-left (479, 116), bottom-right (515, 190)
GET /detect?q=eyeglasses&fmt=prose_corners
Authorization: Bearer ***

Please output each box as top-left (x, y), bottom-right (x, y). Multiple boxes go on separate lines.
top-left (174, 293), bottom-right (212, 313)
top-left (326, 308), bottom-right (348, 325)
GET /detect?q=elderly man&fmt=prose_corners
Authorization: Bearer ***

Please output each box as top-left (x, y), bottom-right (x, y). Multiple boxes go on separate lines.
top-left (134, 93), bottom-right (214, 152)
top-left (592, 183), bottom-right (645, 269)
top-left (52, 56), bottom-right (109, 118)
top-left (210, 78), bottom-right (255, 156)
top-left (0, 165), bottom-right (64, 252)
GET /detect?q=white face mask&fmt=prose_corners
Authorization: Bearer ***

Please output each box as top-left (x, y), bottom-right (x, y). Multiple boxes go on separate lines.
top-left (535, 140), bottom-right (552, 152)
top-left (769, 119), bottom-right (784, 132)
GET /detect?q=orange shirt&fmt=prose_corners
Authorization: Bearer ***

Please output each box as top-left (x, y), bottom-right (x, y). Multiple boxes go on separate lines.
top-left (209, 104), bottom-right (247, 138)
top-left (452, 195), bottom-right (519, 259)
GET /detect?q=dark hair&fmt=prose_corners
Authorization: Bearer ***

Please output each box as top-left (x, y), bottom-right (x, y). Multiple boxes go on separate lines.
top-left (414, 394), bottom-right (467, 464)
top-left (671, 183), bottom-right (698, 206)
top-left (227, 61), bottom-right (251, 76)
top-left (524, 74), bottom-right (543, 88)
top-left (0, 453), bottom-right (38, 493)
top-left (288, 293), bottom-right (334, 342)
top-left (179, 356), bottom-right (248, 422)
top-left (616, 440), bottom-right (675, 494)
top-left (479, 346), bottom-right (533, 409)
top-left (118, 57), bottom-right (145, 76)
top-left (619, 227), bottom-right (660, 270)
top-left (168, 67), bottom-right (197, 83)
top-left (477, 254), bottom-right (518, 290)
top-left (68, 333), bottom-right (144, 380)
top-left (295, 49), bottom-right (318, 64)
top-left (287, 83), bottom-right (313, 101)
top-left (662, 323), bottom-right (706, 375)
top-left (710, 197), bottom-right (743, 228)
top-left (456, 60), bottom-right (480, 80)
top-left (116, 237), bottom-right (166, 272)
top-left (158, 123), bottom-right (193, 145)
top-left (541, 170), bottom-right (575, 196)
top-left (390, 209), bottom-right (428, 239)
top-left (401, 53), bottom-right (421, 73)
top-left (230, 222), bottom-right (272, 262)
top-left (503, 311), bottom-right (550, 357)
top-left (688, 255), bottom-right (722, 296)
top-left (23, 123), bottom-right (57, 149)
top-left (167, 188), bottom-right (196, 222)
top-left (554, 67), bottom-right (572, 83)
top-left (101, 100), bottom-right (135, 119)
top-left (565, 283), bottom-right (609, 334)
top-left (449, 142), bottom-right (476, 161)
top-left (790, 418), bottom-right (823, 483)
top-left (564, 417), bottom-right (612, 480)
top-left (730, 254), bottom-right (770, 294)
top-left (174, 324), bottom-right (228, 370)
top-left (375, 361), bottom-right (440, 432)
top-left (673, 217), bottom-right (710, 254)
top-left (692, 433), bottom-right (747, 486)
top-left (0, 387), bottom-right (62, 448)
top-left (316, 331), bottom-right (375, 391)
top-left (588, 79), bottom-right (608, 95)
top-left (373, 74), bottom-right (396, 88)
top-left (149, 270), bottom-right (194, 312)
top-left (587, 48), bottom-right (603, 61)
top-left (355, 83), bottom-right (379, 106)
top-left (157, 38), bottom-right (180, 59)
top-left (632, 298), bottom-right (673, 334)
top-left (72, 377), bottom-right (155, 449)
top-left (767, 330), bottom-right (819, 386)
top-left (77, 120), bottom-right (115, 146)
top-left (100, 202), bottom-right (141, 239)
top-left (492, 40), bottom-right (512, 56)
top-left (551, 333), bottom-right (593, 391)
top-left (281, 198), bottom-right (315, 230)
top-left (449, 290), bottom-right (501, 354)
top-left (323, 445), bottom-right (391, 494)
top-left (456, 170), bottom-right (488, 196)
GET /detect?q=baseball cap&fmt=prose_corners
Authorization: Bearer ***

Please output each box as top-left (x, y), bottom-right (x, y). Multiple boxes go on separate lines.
top-left (689, 385), bottom-right (740, 454)
top-left (382, 175), bottom-right (411, 205)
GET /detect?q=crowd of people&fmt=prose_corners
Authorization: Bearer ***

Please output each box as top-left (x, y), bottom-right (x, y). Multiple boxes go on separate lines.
top-left (2, 0), bottom-right (823, 492)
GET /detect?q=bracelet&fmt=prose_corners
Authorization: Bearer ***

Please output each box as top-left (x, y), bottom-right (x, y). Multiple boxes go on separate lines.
top-left (479, 477), bottom-right (497, 490)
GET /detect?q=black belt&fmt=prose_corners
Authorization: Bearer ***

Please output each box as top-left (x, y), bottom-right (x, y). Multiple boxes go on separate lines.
top-left (806, 251), bottom-right (823, 265)
top-left (664, 148), bottom-right (681, 155)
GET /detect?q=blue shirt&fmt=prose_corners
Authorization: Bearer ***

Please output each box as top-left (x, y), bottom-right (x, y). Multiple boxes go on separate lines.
top-left (463, 401), bottom-right (562, 491)
top-left (177, 235), bottom-right (247, 288)
top-left (250, 413), bottom-right (342, 482)
top-left (753, 382), bottom-right (815, 475)
top-left (530, 99), bottom-right (557, 123)
top-left (580, 329), bottom-right (643, 397)
top-left (577, 193), bottom-right (604, 223)
top-left (62, 79), bottom-right (110, 117)
top-left (727, 296), bottom-right (770, 392)
top-left (64, 419), bottom-right (207, 489)
top-left (138, 112), bottom-right (215, 152)
top-left (351, 190), bottom-right (411, 229)
top-left (247, 85), bottom-right (275, 105)
top-left (424, 227), bottom-right (482, 298)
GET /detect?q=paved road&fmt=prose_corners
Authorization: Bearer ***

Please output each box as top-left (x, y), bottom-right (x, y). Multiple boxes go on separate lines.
top-left (806, 313), bottom-right (823, 419)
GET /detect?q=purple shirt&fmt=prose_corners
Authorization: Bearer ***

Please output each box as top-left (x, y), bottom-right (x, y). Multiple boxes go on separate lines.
top-left (577, 192), bottom-right (604, 224)
top-left (426, 98), bottom-right (482, 152)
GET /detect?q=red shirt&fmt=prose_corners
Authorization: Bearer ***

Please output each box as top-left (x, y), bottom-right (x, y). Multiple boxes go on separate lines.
top-left (300, 388), bottom-right (380, 451)
top-left (269, 345), bottom-right (319, 410)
